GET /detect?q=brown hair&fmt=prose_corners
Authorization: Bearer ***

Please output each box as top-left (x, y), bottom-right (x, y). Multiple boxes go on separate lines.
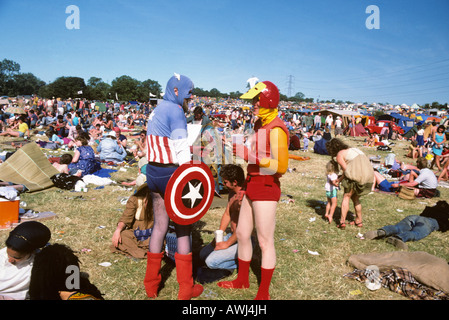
top-left (416, 157), bottom-right (428, 169)
top-left (75, 135), bottom-right (89, 146)
top-left (325, 138), bottom-right (349, 157)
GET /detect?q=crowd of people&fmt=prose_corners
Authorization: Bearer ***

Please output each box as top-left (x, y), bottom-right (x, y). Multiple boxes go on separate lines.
top-left (0, 77), bottom-right (448, 301)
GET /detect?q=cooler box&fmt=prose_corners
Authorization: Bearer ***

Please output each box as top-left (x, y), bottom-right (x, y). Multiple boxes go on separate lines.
top-left (0, 198), bottom-right (20, 229)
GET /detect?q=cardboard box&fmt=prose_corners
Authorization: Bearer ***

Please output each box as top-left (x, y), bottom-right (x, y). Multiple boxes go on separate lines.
top-left (0, 199), bottom-right (19, 229)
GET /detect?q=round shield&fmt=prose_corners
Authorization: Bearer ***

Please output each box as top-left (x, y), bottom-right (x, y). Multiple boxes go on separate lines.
top-left (164, 161), bottom-right (215, 225)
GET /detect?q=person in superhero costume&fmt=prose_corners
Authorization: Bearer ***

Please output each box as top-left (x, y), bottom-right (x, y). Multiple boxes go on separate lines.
top-left (143, 74), bottom-right (203, 300)
top-left (217, 81), bottom-right (289, 300)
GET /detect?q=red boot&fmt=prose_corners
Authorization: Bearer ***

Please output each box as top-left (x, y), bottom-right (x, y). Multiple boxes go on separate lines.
top-left (143, 251), bottom-right (164, 298)
top-left (217, 258), bottom-right (250, 289)
top-left (254, 267), bottom-right (274, 300)
top-left (175, 252), bottom-right (203, 300)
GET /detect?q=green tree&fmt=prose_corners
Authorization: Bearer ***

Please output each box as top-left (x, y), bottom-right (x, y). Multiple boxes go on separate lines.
top-left (229, 91), bottom-right (243, 99)
top-left (40, 76), bottom-right (86, 99)
top-left (137, 79), bottom-right (162, 101)
top-left (0, 58), bottom-right (21, 95)
top-left (11, 72), bottom-right (46, 96)
top-left (208, 88), bottom-right (222, 98)
top-left (111, 75), bottom-right (140, 101)
top-left (193, 87), bottom-right (209, 97)
top-left (86, 77), bottom-right (111, 101)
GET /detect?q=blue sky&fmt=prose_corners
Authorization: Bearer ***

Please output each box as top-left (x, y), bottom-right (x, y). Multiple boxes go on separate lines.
top-left (1, 0), bottom-right (448, 105)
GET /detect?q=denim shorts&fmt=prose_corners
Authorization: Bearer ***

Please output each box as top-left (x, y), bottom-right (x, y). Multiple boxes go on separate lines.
top-left (326, 189), bottom-right (338, 198)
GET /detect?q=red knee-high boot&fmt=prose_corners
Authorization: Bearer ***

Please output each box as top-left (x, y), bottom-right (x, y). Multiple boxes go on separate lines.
top-left (175, 252), bottom-right (204, 300)
top-left (217, 258), bottom-right (250, 289)
top-left (254, 267), bottom-right (274, 300)
top-left (143, 251), bottom-right (164, 298)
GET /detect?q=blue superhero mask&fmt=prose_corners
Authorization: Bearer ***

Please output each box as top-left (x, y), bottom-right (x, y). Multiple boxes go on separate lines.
top-left (164, 74), bottom-right (194, 106)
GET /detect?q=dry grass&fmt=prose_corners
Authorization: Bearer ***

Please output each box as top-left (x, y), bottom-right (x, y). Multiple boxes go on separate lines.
top-left (1, 133), bottom-right (448, 301)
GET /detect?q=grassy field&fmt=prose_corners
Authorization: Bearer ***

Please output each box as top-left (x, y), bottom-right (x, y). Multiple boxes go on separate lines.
top-left (1, 132), bottom-right (448, 301)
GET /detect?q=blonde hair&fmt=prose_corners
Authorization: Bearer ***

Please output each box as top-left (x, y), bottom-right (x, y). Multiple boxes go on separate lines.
top-left (326, 160), bottom-right (339, 175)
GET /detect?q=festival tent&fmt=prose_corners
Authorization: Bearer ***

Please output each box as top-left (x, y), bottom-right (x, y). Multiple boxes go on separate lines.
top-left (424, 116), bottom-right (442, 124)
top-left (314, 109), bottom-right (362, 128)
top-left (415, 114), bottom-right (442, 124)
top-left (95, 102), bottom-right (107, 112)
top-left (403, 124), bottom-right (418, 139)
top-left (389, 113), bottom-right (416, 134)
top-left (355, 115), bottom-right (375, 127)
top-left (345, 123), bottom-right (369, 137)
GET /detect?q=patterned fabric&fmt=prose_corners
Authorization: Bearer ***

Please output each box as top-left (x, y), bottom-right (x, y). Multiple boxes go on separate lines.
top-left (67, 292), bottom-right (102, 300)
top-left (344, 267), bottom-right (449, 300)
top-left (68, 145), bottom-right (101, 177)
top-left (133, 228), bottom-right (179, 262)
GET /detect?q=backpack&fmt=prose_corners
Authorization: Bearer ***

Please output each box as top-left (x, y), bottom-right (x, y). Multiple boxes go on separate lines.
top-left (51, 173), bottom-right (83, 190)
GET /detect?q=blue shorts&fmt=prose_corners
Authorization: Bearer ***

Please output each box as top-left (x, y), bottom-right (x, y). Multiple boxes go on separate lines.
top-left (19, 131), bottom-right (25, 137)
top-left (379, 179), bottom-right (396, 192)
top-left (145, 163), bottom-right (178, 198)
top-left (326, 189), bottom-right (338, 198)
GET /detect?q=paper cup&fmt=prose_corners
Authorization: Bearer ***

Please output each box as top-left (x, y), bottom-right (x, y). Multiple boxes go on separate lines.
top-left (214, 230), bottom-right (224, 243)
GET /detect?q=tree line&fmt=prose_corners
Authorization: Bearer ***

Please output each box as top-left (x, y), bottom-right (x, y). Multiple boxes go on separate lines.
top-left (0, 58), bottom-right (163, 101)
top-left (2, 58), bottom-right (446, 107)
top-left (0, 58), bottom-right (317, 103)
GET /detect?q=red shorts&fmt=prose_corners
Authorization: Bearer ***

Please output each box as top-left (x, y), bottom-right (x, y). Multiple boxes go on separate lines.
top-left (244, 175), bottom-right (281, 202)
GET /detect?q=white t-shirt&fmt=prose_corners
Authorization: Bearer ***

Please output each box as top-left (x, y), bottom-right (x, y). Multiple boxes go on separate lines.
top-left (415, 168), bottom-right (438, 189)
top-left (325, 173), bottom-right (338, 192)
top-left (0, 247), bottom-right (34, 300)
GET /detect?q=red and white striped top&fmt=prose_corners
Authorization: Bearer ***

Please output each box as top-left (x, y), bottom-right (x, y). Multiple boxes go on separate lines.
top-left (146, 134), bottom-right (177, 164)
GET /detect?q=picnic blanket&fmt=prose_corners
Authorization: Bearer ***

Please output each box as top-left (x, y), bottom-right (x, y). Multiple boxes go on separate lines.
top-left (0, 142), bottom-right (59, 192)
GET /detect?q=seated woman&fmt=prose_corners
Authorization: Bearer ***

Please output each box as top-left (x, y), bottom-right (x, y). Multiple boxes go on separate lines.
top-left (363, 133), bottom-right (375, 147)
top-left (0, 221), bottom-right (51, 300)
top-left (29, 243), bottom-right (103, 300)
top-left (132, 130), bottom-right (147, 159)
top-left (50, 115), bottom-right (67, 137)
top-left (110, 184), bottom-right (154, 259)
top-left (96, 131), bottom-right (127, 164)
top-left (103, 114), bottom-right (114, 132)
top-left (437, 153), bottom-right (449, 182)
top-left (68, 133), bottom-right (101, 177)
top-left (0, 115), bottom-right (29, 138)
top-left (406, 140), bottom-right (422, 159)
top-left (44, 129), bottom-right (71, 148)
top-left (89, 123), bottom-right (103, 141)
top-left (288, 130), bottom-right (301, 151)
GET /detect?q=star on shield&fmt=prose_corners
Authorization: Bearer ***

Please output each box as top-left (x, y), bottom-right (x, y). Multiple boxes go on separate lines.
top-left (182, 181), bottom-right (203, 208)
